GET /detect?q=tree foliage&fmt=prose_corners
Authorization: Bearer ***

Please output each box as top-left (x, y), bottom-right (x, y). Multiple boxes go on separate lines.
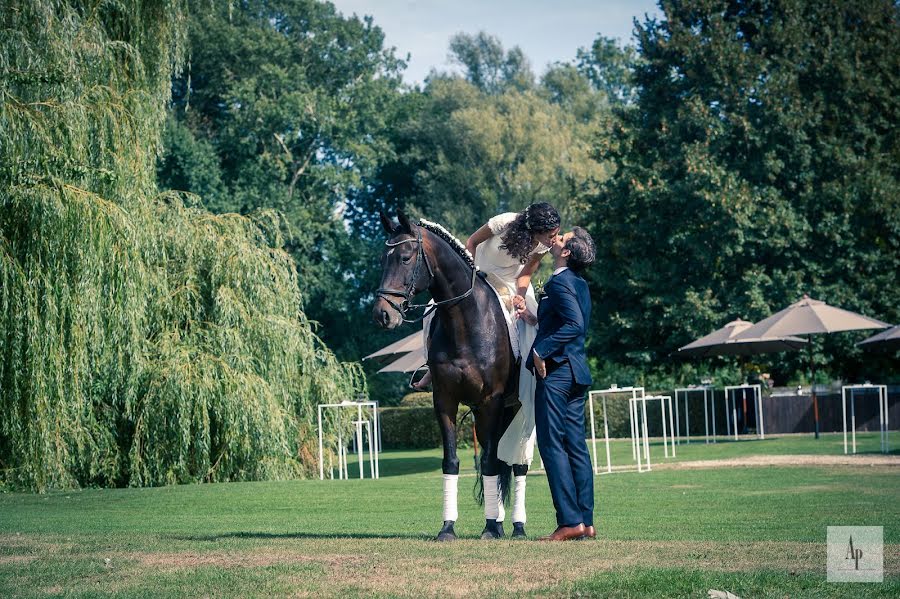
top-left (0, 0), bottom-right (364, 491)
top-left (157, 0), bottom-right (407, 363)
top-left (588, 0), bottom-right (900, 382)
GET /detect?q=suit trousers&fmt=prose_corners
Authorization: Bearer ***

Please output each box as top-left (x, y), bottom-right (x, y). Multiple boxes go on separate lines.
top-left (534, 361), bottom-right (593, 528)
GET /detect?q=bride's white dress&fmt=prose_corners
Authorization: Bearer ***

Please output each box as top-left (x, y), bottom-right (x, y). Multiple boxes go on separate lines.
top-left (423, 212), bottom-right (547, 466)
top-left (479, 213), bottom-right (547, 467)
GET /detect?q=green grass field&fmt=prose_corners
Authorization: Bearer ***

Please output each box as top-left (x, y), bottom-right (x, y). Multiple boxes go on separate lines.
top-left (1, 433), bottom-right (898, 597)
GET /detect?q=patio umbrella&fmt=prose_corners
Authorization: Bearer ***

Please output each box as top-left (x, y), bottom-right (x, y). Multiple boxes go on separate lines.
top-left (858, 324), bottom-right (900, 349)
top-left (377, 347), bottom-right (426, 374)
top-left (362, 331), bottom-right (422, 364)
top-left (733, 295), bottom-right (890, 438)
top-left (678, 318), bottom-right (808, 358)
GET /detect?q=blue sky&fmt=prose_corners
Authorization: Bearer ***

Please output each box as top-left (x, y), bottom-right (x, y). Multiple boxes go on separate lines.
top-left (329, 0), bottom-right (662, 84)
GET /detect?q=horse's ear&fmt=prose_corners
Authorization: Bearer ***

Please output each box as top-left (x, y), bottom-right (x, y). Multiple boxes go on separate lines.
top-left (379, 211), bottom-right (395, 235)
top-left (397, 209), bottom-right (414, 234)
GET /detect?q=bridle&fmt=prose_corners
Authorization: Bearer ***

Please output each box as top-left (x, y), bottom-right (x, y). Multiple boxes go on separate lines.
top-left (376, 226), bottom-right (478, 323)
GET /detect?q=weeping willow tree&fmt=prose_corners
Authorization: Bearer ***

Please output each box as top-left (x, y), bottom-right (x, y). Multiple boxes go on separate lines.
top-left (0, 0), bottom-right (364, 491)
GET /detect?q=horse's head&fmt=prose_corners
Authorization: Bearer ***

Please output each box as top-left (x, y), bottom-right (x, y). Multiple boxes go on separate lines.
top-left (372, 209), bottom-right (433, 329)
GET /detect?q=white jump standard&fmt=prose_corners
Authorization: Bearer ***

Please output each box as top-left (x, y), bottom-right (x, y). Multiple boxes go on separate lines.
top-left (841, 384), bottom-right (889, 454)
top-left (318, 400), bottom-right (380, 480)
top-left (673, 385), bottom-right (716, 444)
top-left (724, 384), bottom-right (764, 440)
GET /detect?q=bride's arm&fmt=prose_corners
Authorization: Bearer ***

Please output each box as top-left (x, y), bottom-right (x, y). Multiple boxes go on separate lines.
top-left (465, 224), bottom-right (493, 257)
top-left (515, 254), bottom-right (542, 298)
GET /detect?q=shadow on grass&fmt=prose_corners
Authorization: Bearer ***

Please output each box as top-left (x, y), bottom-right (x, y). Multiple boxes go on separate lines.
top-left (173, 531), bottom-right (434, 542)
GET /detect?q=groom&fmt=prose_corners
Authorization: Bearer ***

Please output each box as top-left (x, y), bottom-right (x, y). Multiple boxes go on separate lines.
top-left (524, 226), bottom-right (596, 541)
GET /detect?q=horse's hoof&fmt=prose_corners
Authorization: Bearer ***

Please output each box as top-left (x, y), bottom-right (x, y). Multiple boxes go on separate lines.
top-left (436, 520), bottom-right (456, 542)
top-left (511, 522), bottom-right (526, 538)
top-left (480, 519), bottom-right (505, 540)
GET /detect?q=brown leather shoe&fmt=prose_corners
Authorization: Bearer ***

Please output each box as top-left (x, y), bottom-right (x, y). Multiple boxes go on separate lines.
top-left (538, 523), bottom-right (585, 541)
top-left (580, 525), bottom-right (596, 539)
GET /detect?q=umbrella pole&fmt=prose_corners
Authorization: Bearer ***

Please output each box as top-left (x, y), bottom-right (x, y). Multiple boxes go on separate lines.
top-left (809, 337), bottom-right (819, 440)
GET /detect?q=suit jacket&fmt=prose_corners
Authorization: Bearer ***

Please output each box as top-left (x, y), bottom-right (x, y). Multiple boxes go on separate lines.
top-left (526, 268), bottom-right (592, 386)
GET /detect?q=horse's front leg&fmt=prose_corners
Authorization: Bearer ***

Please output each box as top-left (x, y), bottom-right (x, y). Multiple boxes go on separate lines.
top-left (433, 390), bottom-right (459, 542)
top-left (476, 393), bottom-right (507, 540)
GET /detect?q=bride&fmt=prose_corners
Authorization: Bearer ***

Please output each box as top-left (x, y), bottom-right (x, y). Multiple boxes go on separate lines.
top-left (414, 202), bottom-right (561, 532)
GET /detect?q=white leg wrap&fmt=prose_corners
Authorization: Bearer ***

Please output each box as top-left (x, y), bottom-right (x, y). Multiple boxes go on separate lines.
top-left (442, 474), bottom-right (459, 522)
top-left (496, 493), bottom-right (505, 523)
top-left (483, 475), bottom-right (499, 520)
top-left (512, 475), bottom-right (527, 523)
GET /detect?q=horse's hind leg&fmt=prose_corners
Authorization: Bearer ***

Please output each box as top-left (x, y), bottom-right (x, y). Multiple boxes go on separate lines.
top-left (476, 395), bottom-right (507, 540)
top-left (511, 463), bottom-right (528, 538)
top-left (433, 392), bottom-right (459, 542)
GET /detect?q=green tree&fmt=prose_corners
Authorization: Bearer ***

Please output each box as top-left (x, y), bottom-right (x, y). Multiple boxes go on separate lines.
top-left (588, 0), bottom-right (900, 383)
top-left (445, 31), bottom-right (534, 94)
top-left (576, 35), bottom-right (639, 104)
top-left (157, 0), bottom-right (406, 360)
top-left (1, 0), bottom-right (363, 491)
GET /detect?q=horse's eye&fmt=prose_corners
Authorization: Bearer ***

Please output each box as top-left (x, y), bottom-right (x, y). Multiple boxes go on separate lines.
top-left (401, 255), bottom-right (412, 264)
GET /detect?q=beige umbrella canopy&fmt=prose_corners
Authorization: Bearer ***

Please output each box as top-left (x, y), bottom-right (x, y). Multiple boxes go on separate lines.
top-left (859, 324), bottom-right (900, 348)
top-left (733, 296), bottom-right (889, 338)
top-left (362, 331), bottom-right (423, 364)
top-left (678, 319), bottom-right (808, 358)
top-left (377, 346), bottom-right (426, 374)
top-left (733, 295), bottom-right (890, 438)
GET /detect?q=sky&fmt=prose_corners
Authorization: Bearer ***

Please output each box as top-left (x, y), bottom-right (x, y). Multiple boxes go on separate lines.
top-left (328, 0), bottom-right (662, 85)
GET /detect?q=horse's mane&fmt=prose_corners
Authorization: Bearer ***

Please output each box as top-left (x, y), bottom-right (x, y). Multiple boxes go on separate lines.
top-left (417, 219), bottom-right (477, 271)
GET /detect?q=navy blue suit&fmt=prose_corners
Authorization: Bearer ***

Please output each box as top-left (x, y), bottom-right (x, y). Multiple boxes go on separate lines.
top-left (526, 268), bottom-right (593, 528)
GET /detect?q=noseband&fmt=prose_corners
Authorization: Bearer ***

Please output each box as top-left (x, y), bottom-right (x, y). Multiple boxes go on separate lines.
top-left (376, 227), bottom-right (477, 323)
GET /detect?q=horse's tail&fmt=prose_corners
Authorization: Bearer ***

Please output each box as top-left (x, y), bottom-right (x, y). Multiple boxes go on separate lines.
top-left (473, 460), bottom-right (512, 507)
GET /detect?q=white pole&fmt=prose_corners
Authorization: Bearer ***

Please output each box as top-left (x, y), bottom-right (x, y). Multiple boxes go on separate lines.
top-left (851, 389), bottom-right (857, 454)
top-left (367, 420), bottom-right (375, 479)
top-left (710, 389), bottom-right (717, 443)
top-left (356, 406), bottom-right (364, 479)
top-left (882, 387), bottom-right (889, 454)
top-left (703, 389), bottom-right (709, 444)
top-left (641, 397), bottom-right (651, 471)
top-left (668, 395), bottom-right (676, 457)
top-left (633, 399), bottom-right (643, 472)
top-left (661, 397), bottom-right (668, 458)
top-left (725, 389), bottom-right (731, 437)
top-left (373, 403), bottom-right (380, 479)
top-left (337, 432), bottom-right (344, 480)
top-left (603, 394), bottom-right (611, 473)
top-left (842, 387), bottom-right (848, 455)
top-left (757, 385), bottom-right (765, 440)
top-left (589, 393), bottom-right (599, 474)
top-left (731, 391), bottom-right (738, 440)
top-left (630, 394), bottom-right (639, 460)
top-left (674, 390), bottom-right (680, 445)
top-left (318, 405), bottom-right (325, 480)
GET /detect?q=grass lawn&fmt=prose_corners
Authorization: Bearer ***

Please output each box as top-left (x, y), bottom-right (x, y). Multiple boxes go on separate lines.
top-left (0, 433), bottom-right (897, 597)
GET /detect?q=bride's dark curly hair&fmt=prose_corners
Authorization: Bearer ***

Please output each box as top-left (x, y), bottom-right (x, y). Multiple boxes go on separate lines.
top-left (499, 202), bottom-right (561, 264)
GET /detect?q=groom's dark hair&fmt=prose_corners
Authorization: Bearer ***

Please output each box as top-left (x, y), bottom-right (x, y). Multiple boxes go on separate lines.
top-left (565, 226), bottom-right (595, 273)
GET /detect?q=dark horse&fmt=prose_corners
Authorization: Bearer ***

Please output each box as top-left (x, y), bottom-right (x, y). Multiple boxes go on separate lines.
top-left (373, 210), bottom-right (526, 541)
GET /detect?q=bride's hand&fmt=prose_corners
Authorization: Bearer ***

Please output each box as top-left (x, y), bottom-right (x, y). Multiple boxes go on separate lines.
top-left (512, 294), bottom-right (526, 312)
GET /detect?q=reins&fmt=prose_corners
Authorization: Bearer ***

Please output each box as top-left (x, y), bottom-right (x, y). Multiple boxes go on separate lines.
top-left (376, 226), bottom-right (478, 323)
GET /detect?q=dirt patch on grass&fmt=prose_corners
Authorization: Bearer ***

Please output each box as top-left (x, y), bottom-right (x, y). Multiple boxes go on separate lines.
top-left (110, 538), bottom-right (898, 598)
top-left (661, 454), bottom-right (900, 470)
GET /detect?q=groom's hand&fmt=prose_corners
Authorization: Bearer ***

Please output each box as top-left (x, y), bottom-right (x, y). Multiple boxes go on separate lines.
top-left (532, 350), bottom-right (547, 379)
